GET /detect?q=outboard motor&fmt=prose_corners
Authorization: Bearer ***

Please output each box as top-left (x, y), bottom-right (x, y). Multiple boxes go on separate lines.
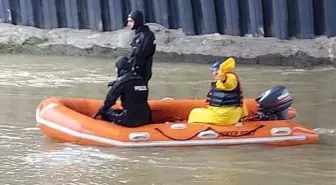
top-left (255, 85), bottom-right (294, 120)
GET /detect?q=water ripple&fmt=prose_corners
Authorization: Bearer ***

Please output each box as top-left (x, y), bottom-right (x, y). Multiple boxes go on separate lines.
top-left (21, 146), bottom-right (127, 167)
top-left (314, 128), bottom-right (336, 135)
top-left (0, 67), bottom-right (111, 88)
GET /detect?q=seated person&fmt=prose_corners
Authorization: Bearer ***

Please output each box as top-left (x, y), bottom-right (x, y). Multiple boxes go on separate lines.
top-left (205, 59), bottom-right (223, 104)
top-left (188, 57), bottom-right (248, 126)
top-left (94, 56), bottom-right (152, 127)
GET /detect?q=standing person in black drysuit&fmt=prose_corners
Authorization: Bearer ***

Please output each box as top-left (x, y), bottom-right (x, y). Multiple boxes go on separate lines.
top-left (126, 10), bottom-right (156, 84)
top-left (94, 10), bottom-right (155, 126)
top-left (107, 10), bottom-right (156, 88)
top-left (94, 56), bottom-right (151, 127)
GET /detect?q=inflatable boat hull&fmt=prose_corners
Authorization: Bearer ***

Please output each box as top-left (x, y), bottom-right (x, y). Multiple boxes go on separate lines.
top-left (36, 97), bottom-right (318, 147)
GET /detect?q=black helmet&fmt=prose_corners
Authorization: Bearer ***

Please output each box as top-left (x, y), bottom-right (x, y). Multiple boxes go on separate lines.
top-left (128, 10), bottom-right (144, 30)
top-left (115, 56), bottom-right (132, 77)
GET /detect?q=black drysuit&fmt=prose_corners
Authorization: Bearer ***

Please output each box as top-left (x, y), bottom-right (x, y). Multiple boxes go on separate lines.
top-left (100, 57), bottom-right (151, 127)
top-left (128, 10), bottom-right (156, 83)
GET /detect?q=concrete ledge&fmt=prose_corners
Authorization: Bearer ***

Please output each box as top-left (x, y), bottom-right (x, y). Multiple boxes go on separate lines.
top-left (0, 23), bottom-right (335, 68)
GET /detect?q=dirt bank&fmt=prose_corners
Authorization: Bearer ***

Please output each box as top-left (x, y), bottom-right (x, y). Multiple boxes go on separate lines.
top-left (0, 23), bottom-right (335, 68)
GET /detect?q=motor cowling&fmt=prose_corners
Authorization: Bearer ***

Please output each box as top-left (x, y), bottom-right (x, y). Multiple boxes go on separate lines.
top-left (255, 85), bottom-right (294, 120)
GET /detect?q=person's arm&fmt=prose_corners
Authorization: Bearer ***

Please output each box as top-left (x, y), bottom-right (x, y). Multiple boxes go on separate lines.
top-left (101, 82), bottom-right (124, 112)
top-left (132, 33), bottom-right (155, 65)
top-left (216, 73), bottom-right (238, 90)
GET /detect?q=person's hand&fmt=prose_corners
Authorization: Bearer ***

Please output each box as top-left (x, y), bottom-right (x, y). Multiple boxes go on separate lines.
top-left (107, 81), bottom-right (116, 87)
top-left (217, 71), bottom-right (227, 82)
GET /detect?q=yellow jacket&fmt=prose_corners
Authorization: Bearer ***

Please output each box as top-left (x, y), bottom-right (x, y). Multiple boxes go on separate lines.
top-left (188, 58), bottom-right (248, 125)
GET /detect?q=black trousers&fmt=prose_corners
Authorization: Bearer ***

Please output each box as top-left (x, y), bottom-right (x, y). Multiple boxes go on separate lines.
top-left (101, 109), bottom-right (125, 124)
top-left (101, 108), bottom-right (151, 128)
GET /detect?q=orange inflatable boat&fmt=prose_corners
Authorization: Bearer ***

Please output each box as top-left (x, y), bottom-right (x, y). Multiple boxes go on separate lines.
top-left (36, 86), bottom-right (318, 147)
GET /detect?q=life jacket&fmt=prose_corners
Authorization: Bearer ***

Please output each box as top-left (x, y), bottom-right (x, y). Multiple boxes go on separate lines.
top-left (207, 72), bottom-right (243, 107)
top-left (205, 81), bottom-right (216, 104)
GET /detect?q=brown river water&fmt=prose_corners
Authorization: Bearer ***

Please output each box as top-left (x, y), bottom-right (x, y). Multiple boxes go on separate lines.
top-left (0, 54), bottom-right (335, 185)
